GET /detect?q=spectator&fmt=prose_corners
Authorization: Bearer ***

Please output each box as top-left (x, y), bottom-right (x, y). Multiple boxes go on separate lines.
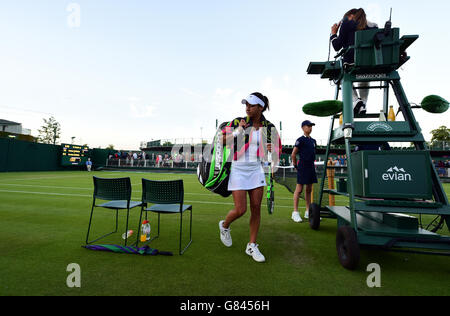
top-left (446, 160), bottom-right (450, 177)
top-left (328, 156), bottom-right (336, 166)
top-left (438, 160), bottom-right (445, 177)
top-left (164, 153), bottom-right (169, 166)
top-left (333, 157), bottom-right (338, 166)
top-left (86, 158), bottom-right (92, 172)
top-left (335, 156), bottom-right (341, 167)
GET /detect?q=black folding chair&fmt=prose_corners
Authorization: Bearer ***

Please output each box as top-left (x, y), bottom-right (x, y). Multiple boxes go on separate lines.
top-left (136, 179), bottom-right (192, 255)
top-left (86, 177), bottom-right (142, 246)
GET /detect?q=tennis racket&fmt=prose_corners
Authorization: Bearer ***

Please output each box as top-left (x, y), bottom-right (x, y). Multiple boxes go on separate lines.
top-left (267, 152), bottom-right (275, 215)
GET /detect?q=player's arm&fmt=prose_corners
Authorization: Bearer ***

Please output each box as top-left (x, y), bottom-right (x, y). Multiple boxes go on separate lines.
top-left (291, 147), bottom-right (299, 169)
top-left (222, 130), bottom-right (234, 146)
top-left (221, 119), bottom-right (247, 146)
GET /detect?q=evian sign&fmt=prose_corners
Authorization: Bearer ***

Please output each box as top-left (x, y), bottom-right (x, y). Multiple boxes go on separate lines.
top-left (382, 166), bottom-right (412, 182)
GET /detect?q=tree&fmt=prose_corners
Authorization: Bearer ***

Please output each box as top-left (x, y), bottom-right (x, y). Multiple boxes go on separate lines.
top-left (106, 144), bottom-right (115, 150)
top-left (431, 126), bottom-right (450, 145)
top-left (38, 116), bottom-right (61, 145)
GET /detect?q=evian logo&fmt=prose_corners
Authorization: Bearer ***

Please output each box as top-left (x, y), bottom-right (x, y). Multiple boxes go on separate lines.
top-left (382, 166), bottom-right (412, 182)
top-left (367, 122), bottom-right (393, 132)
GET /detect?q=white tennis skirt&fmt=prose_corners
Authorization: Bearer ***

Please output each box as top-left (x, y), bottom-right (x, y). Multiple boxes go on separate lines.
top-left (228, 162), bottom-right (266, 191)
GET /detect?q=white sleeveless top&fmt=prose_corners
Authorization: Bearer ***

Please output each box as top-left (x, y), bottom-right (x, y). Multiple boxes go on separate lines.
top-left (228, 129), bottom-right (266, 191)
top-left (235, 129), bottom-right (260, 164)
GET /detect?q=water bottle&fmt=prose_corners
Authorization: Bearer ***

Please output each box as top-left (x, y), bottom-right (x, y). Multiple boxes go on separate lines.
top-left (122, 230), bottom-right (134, 240)
top-left (388, 106), bottom-right (396, 121)
top-left (140, 220), bottom-right (151, 242)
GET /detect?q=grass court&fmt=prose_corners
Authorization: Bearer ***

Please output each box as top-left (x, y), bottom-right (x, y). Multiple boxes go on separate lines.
top-left (0, 171), bottom-right (449, 296)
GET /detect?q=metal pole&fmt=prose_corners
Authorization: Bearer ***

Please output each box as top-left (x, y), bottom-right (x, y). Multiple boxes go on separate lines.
top-left (318, 116), bottom-right (336, 207)
top-left (383, 80), bottom-right (389, 114)
top-left (345, 138), bottom-right (357, 230)
top-left (342, 74), bottom-right (357, 229)
top-left (342, 75), bottom-right (354, 125)
top-left (280, 121), bottom-right (283, 145)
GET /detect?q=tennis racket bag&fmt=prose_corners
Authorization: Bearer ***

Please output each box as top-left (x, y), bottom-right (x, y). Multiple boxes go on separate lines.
top-left (197, 122), bottom-right (232, 198)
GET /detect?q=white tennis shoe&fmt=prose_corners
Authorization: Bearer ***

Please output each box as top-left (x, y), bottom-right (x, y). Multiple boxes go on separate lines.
top-left (246, 243), bottom-right (266, 263)
top-left (291, 211), bottom-right (303, 223)
top-left (219, 220), bottom-right (232, 247)
top-left (305, 209), bottom-right (322, 221)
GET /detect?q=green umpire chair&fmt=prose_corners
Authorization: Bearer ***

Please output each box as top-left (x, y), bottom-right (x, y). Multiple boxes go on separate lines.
top-left (136, 179), bottom-right (193, 255)
top-left (86, 177), bottom-right (142, 246)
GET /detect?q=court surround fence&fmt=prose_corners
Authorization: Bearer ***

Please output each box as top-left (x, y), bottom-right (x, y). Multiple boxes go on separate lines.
top-left (106, 158), bottom-right (199, 170)
top-left (1, 136), bottom-right (448, 177)
top-left (0, 138), bottom-right (114, 172)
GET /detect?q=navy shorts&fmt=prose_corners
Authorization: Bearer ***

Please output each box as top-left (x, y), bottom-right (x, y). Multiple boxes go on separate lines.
top-left (297, 162), bottom-right (317, 185)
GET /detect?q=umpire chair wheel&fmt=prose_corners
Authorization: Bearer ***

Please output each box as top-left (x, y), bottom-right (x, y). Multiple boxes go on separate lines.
top-left (309, 203), bottom-right (321, 230)
top-left (336, 226), bottom-right (360, 270)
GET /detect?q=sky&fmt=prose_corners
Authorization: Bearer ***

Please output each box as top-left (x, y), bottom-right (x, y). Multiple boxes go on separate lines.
top-left (0, 0), bottom-right (449, 150)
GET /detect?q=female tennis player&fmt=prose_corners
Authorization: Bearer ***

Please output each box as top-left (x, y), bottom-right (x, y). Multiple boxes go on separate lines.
top-left (218, 92), bottom-right (281, 263)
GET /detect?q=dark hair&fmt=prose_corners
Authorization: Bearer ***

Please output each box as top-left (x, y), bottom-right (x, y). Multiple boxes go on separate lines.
top-left (251, 92), bottom-right (270, 112)
top-left (344, 8), bottom-right (368, 30)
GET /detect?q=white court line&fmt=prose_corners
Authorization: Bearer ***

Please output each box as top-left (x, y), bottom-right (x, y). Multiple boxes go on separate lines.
top-left (0, 175), bottom-right (91, 181)
top-left (0, 183), bottom-right (295, 200)
top-left (0, 189), bottom-right (91, 198)
top-left (0, 174), bottom-right (200, 184)
top-left (0, 189), bottom-right (293, 208)
top-left (0, 174), bottom-right (127, 181)
top-left (0, 183), bottom-right (93, 191)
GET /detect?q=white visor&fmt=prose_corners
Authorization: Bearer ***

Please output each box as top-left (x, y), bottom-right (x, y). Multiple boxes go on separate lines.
top-left (241, 94), bottom-right (265, 107)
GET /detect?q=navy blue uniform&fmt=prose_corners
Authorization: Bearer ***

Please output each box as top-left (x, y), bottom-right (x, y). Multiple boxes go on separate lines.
top-left (330, 19), bottom-right (378, 64)
top-left (295, 136), bottom-right (318, 185)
